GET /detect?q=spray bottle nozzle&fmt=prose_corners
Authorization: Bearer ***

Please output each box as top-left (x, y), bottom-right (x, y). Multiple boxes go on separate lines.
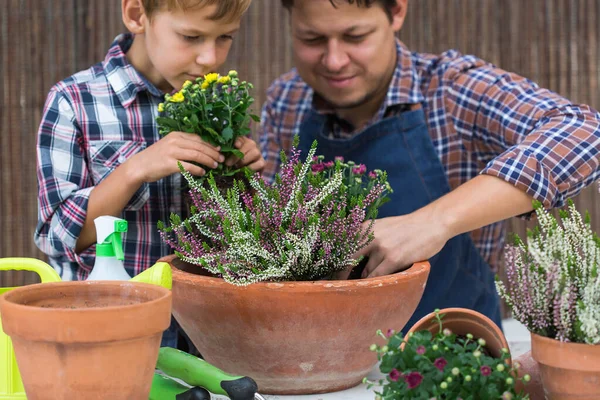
top-left (95, 216), bottom-right (128, 261)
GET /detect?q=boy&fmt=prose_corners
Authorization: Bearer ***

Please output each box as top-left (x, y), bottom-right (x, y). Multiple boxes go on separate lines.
top-left (34, 0), bottom-right (262, 346)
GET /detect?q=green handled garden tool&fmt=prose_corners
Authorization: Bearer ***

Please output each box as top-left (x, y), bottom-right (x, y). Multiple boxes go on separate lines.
top-left (150, 347), bottom-right (263, 400)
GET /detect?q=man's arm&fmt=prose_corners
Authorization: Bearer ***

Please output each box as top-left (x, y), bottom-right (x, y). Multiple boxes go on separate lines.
top-left (357, 174), bottom-right (533, 278)
top-left (360, 59), bottom-right (600, 277)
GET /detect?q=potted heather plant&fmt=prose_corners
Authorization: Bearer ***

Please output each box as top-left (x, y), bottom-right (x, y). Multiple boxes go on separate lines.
top-left (157, 138), bottom-right (431, 394)
top-left (366, 309), bottom-right (531, 399)
top-left (496, 200), bottom-right (600, 399)
top-left (157, 70), bottom-right (258, 185)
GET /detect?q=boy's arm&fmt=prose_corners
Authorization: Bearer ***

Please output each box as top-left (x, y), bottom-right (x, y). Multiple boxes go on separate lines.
top-left (76, 131), bottom-right (224, 252)
top-left (35, 90), bottom-right (225, 257)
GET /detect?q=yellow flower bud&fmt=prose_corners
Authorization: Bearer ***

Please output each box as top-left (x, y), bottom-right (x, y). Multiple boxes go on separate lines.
top-left (496, 364), bottom-right (505, 372)
top-left (182, 80), bottom-right (192, 88)
top-left (170, 91), bottom-right (185, 103)
top-left (465, 375), bottom-right (472, 382)
top-left (523, 374), bottom-right (531, 382)
top-left (157, 103), bottom-right (164, 113)
top-left (201, 81), bottom-right (210, 90)
top-left (218, 76), bottom-right (231, 84)
top-left (228, 70), bottom-right (238, 77)
top-left (204, 72), bottom-right (219, 83)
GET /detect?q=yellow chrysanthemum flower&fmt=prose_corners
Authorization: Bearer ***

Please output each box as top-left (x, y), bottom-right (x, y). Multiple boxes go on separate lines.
top-left (201, 81), bottom-right (210, 89)
top-left (170, 91), bottom-right (185, 103)
top-left (157, 103), bottom-right (164, 112)
top-left (204, 73), bottom-right (219, 83)
top-left (218, 76), bottom-right (231, 84)
top-left (182, 80), bottom-right (193, 88)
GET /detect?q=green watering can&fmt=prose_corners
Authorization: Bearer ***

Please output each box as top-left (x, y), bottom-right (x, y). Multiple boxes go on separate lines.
top-left (0, 257), bottom-right (172, 400)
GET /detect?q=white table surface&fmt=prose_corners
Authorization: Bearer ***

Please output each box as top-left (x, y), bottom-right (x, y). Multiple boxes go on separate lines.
top-left (213, 318), bottom-right (532, 400)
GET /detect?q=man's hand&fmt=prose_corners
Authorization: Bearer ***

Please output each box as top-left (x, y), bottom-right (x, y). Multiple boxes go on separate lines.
top-left (337, 175), bottom-right (535, 280)
top-left (125, 131), bottom-right (224, 183)
top-left (224, 136), bottom-right (265, 172)
top-left (355, 210), bottom-right (450, 278)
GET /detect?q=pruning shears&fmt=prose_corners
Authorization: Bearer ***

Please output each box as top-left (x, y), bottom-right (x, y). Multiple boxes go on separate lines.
top-left (149, 347), bottom-right (264, 400)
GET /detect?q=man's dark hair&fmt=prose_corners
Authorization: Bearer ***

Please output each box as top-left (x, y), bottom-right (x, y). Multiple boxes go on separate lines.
top-left (280, 0), bottom-right (397, 22)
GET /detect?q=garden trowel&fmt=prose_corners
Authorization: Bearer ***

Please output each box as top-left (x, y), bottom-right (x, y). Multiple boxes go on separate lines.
top-left (150, 347), bottom-right (263, 400)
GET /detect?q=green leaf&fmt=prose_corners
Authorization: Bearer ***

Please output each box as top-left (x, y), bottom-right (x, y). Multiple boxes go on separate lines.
top-left (250, 114), bottom-right (260, 122)
top-left (222, 127), bottom-right (234, 141)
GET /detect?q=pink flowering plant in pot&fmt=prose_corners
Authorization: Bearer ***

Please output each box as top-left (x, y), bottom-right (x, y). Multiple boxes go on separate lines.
top-left (366, 310), bottom-right (530, 399)
top-left (158, 137), bottom-right (391, 285)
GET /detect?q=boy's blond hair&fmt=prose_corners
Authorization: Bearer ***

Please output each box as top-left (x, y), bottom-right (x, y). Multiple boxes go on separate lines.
top-left (142, 0), bottom-right (251, 22)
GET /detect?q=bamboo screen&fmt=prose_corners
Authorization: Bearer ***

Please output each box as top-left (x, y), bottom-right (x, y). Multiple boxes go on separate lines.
top-left (1, 0), bottom-right (599, 286)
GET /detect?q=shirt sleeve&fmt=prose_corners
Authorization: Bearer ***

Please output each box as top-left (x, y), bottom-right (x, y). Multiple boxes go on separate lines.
top-left (446, 62), bottom-right (600, 209)
top-left (34, 88), bottom-right (95, 267)
top-left (259, 84), bottom-right (283, 183)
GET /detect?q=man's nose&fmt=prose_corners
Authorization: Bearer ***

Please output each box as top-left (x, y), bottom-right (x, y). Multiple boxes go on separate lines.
top-left (322, 40), bottom-right (350, 72)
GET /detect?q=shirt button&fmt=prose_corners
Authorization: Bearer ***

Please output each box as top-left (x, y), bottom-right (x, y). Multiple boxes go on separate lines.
top-left (117, 154), bottom-right (126, 164)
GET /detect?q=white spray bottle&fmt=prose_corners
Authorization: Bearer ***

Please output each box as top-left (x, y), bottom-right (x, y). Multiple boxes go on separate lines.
top-left (87, 216), bottom-right (132, 281)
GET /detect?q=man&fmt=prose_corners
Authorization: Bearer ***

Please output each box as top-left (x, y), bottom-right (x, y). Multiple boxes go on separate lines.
top-left (259, 0), bottom-right (600, 328)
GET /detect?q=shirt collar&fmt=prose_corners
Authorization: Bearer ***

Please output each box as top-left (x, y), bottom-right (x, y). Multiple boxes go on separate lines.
top-left (103, 33), bottom-right (164, 108)
top-left (312, 39), bottom-right (424, 114)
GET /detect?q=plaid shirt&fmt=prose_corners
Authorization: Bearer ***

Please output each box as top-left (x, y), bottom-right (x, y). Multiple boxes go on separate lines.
top-left (35, 34), bottom-right (182, 280)
top-left (259, 40), bottom-right (600, 271)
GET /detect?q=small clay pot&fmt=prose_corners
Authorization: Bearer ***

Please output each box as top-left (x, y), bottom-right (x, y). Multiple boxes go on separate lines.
top-left (405, 308), bottom-right (509, 358)
top-left (531, 332), bottom-right (600, 399)
top-left (164, 255), bottom-right (430, 394)
top-left (0, 281), bottom-right (172, 400)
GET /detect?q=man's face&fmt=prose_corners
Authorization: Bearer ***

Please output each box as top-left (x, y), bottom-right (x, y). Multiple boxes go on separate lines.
top-left (290, 0), bottom-right (405, 111)
top-left (143, 5), bottom-right (240, 92)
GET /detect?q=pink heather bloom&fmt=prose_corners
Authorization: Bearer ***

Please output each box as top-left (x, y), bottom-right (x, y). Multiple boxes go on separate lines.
top-left (352, 164), bottom-right (367, 175)
top-left (368, 171), bottom-right (377, 179)
top-left (311, 163), bottom-right (325, 173)
top-left (433, 357), bottom-right (447, 372)
top-left (416, 345), bottom-right (426, 355)
top-left (334, 156), bottom-right (344, 162)
top-left (312, 156), bottom-right (319, 162)
top-left (403, 371), bottom-right (424, 389)
top-left (324, 161), bottom-right (334, 168)
top-left (389, 368), bottom-right (401, 382)
top-left (480, 365), bottom-right (492, 376)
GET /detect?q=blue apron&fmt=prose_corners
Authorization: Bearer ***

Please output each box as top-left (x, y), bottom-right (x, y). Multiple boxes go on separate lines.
top-left (298, 106), bottom-right (502, 330)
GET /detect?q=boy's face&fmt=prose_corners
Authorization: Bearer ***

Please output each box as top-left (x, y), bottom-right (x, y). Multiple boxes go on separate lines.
top-left (289, 0), bottom-right (405, 111)
top-left (142, 4), bottom-right (240, 92)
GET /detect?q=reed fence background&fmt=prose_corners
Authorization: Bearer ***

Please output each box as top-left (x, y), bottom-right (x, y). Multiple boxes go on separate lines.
top-left (2, 0), bottom-right (599, 286)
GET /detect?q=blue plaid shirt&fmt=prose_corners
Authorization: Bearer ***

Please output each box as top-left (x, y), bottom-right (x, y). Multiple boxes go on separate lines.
top-left (35, 34), bottom-right (183, 280)
top-left (259, 39), bottom-right (600, 271)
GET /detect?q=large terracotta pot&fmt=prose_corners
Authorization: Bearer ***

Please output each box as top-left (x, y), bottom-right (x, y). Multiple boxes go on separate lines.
top-left (164, 255), bottom-right (430, 394)
top-left (405, 308), bottom-right (509, 358)
top-left (0, 281), bottom-right (172, 400)
top-left (531, 332), bottom-right (600, 399)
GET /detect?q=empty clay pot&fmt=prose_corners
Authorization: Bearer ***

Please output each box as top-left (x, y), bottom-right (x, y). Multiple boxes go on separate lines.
top-left (405, 308), bottom-right (509, 358)
top-left (531, 332), bottom-right (600, 399)
top-left (0, 281), bottom-right (172, 400)
top-left (164, 255), bottom-right (430, 394)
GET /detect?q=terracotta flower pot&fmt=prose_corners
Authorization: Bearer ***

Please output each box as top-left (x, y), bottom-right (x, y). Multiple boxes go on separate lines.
top-left (405, 308), bottom-right (509, 358)
top-left (163, 255), bottom-right (430, 394)
top-left (531, 332), bottom-right (600, 399)
top-left (513, 350), bottom-right (544, 400)
top-left (0, 281), bottom-right (172, 400)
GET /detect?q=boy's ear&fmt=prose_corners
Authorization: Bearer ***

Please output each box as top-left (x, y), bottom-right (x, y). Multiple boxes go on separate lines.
top-left (122, 0), bottom-right (148, 35)
top-left (390, 0), bottom-right (408, 32)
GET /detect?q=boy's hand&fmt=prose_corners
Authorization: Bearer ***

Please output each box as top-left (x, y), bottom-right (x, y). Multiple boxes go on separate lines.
top-left (224, 137), bottom-right (265, 172)
top-left (126, 131), bottom-right (224, 183)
